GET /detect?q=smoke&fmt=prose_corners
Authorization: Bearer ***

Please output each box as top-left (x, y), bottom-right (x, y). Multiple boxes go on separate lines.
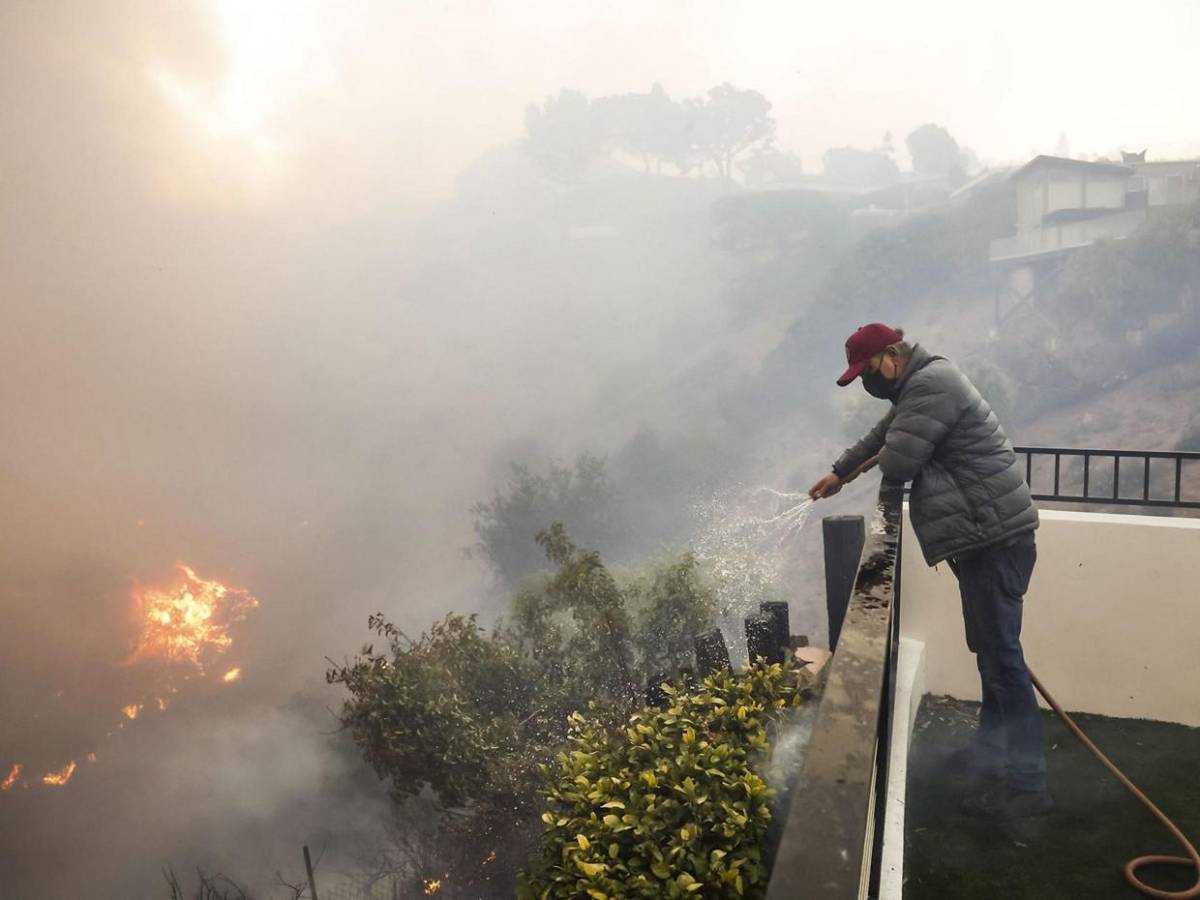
top-left (0, 3), bottom-right (516, 894)
top-left (5, 1), bottom-right (1189, 896)
top-left (0, 696), bottom-right (391, 897)
top-left (0, 4), bottom-right (783, 894)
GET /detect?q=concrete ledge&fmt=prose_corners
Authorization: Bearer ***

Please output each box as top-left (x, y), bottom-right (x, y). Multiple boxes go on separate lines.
top-left (878, 637), bottom-right (926, 900)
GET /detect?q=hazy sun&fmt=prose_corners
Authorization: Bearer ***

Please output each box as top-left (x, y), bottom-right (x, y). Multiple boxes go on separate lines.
top-left (148, 0), bottom-right (337, 198)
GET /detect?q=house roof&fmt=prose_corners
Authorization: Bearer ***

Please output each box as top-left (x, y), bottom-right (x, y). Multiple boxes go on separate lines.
top-left (1010, 155), bottom-right (1133, 180)
top-left (948, 166), bottom-right (1012, 201)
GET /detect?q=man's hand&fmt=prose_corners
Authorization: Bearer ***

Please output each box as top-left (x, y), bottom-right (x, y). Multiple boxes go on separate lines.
top-left (808, 472), bottom-right (842, 500)
top-left (809, 454), bottom-right (881, 501)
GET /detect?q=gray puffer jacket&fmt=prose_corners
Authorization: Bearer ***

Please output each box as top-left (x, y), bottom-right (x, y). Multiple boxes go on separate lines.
top-left (833, 344), bottom-right (1037, 565)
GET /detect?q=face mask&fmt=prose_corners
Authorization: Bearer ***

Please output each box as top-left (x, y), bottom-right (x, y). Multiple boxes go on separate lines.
top-left (861, 367), bottom-right (897, 401)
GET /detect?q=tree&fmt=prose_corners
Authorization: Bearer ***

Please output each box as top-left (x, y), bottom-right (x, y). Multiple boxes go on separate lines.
top-left (470, 454), bottom-right (620, 586)
top-left (688, 83), bottom-right (776, 180)
top-left (820, 145), bottom-right (900, 185)
top-left (525, 89), bottom-right (601, 182)
top-left (905, 123), bottom-right (962, 177)
top-left (738, 146), bottom-right (804, 187)
top-left (592, 83), bottom-right (689, 175)
top-left (628, 552), bottom-right (717, 677)
top-left (646, 85), bottom-right (700, 175)
top-left (536, 523), bottom-right (640, 711)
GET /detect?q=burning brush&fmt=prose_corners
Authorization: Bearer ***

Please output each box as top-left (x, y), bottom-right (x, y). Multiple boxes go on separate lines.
top-left (1, 564), bottom-right (257, 793)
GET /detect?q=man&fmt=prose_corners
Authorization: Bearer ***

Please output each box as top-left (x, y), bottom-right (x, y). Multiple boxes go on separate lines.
top-left (808, 323), bottom-right (1050, 818)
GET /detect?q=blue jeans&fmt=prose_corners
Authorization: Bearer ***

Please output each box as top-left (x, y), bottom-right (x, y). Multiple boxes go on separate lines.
top-left (949, 537), bottom-right (1046, 793)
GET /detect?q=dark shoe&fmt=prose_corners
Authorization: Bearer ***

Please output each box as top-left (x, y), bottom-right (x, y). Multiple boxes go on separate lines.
top-left (944, 744), bottom-right (1004, 783)
top-left (960, 783), bottom-right (1053, 819)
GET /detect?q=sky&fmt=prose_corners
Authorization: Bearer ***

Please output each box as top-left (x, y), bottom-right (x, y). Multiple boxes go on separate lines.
top-left (10, 0), bottom-right (1192, 213)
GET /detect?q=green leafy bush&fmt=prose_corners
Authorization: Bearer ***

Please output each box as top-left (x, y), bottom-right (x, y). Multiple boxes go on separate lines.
top-left (519, 661), bottom-right (816, 899)
top-left (326, 612), bottom-right (555, 812)
top-left (328, 525), bottom-right (721, 896)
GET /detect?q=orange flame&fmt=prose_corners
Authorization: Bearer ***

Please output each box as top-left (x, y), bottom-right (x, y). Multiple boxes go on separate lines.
top-left (42, 762), bottom-right (77, 786)
top-left (2, 566), bottom-right (258, 797)
top-left (125, 565), bottom-right (257, 673)
top-left (1, 764), bottom-right (21, 791)
top-left (423, 877), bottom-right (446, 896)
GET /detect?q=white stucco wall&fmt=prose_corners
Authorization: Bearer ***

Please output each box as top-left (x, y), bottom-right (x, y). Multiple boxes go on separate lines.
top-left (1015, 176), bottom-right (1043, 231)
top-left (1046, 169), bottom-right (1083, 213)
top-left (899, 506), bottom-right (1200, 726)
top-left (1086, 174), bottom-right (1126, 209)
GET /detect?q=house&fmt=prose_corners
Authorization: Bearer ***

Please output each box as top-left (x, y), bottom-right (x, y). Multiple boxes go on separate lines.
top-left (947, 165), bottom-right (1013, 204)
top-left (989, 152), bottom-right (1200, 321)
top-left (992, 153), bottom-right (1200, 262)
top-left (1130, 159), bottom-right (1200, 208)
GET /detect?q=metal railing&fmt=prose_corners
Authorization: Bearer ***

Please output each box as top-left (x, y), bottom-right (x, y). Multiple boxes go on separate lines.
top-left (1013, 446), bottom-right (1200, 510)
top-left (766, 479), bottom-right (904, 900)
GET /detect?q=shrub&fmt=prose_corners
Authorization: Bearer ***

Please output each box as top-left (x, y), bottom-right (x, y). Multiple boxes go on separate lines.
top-left (519, 661), bottom-right (816, 899)
top-left (329, 525), bottom-right (721, 896)
top-left (1054, 204), bottom-right (1200, 340)
top-left (625, 552), bottom-right (719, 679)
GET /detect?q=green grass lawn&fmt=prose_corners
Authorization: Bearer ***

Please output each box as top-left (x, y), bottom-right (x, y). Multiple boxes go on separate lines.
top-left (903, 695), bottom-right (1200, 899)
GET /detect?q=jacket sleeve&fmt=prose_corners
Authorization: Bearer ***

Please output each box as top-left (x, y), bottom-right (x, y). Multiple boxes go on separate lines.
top-left (878, 368), bottom-right (962, 482)
top-left (833, 408), bottom-right (896, 479)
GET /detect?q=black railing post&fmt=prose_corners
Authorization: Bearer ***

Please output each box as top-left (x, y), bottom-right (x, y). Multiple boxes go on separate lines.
top-left (823, 515), bottom-right (866, 652)
top-left (693, 629), bottom-right (732, 676)
top-left (760, 601), bottom-right (791, 660)
top-left (745, 613), bottom-right (782, 664)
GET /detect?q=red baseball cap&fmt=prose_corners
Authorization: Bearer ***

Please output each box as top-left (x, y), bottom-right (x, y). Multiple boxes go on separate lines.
top-left (836, 323), bottom-right (903, 386)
